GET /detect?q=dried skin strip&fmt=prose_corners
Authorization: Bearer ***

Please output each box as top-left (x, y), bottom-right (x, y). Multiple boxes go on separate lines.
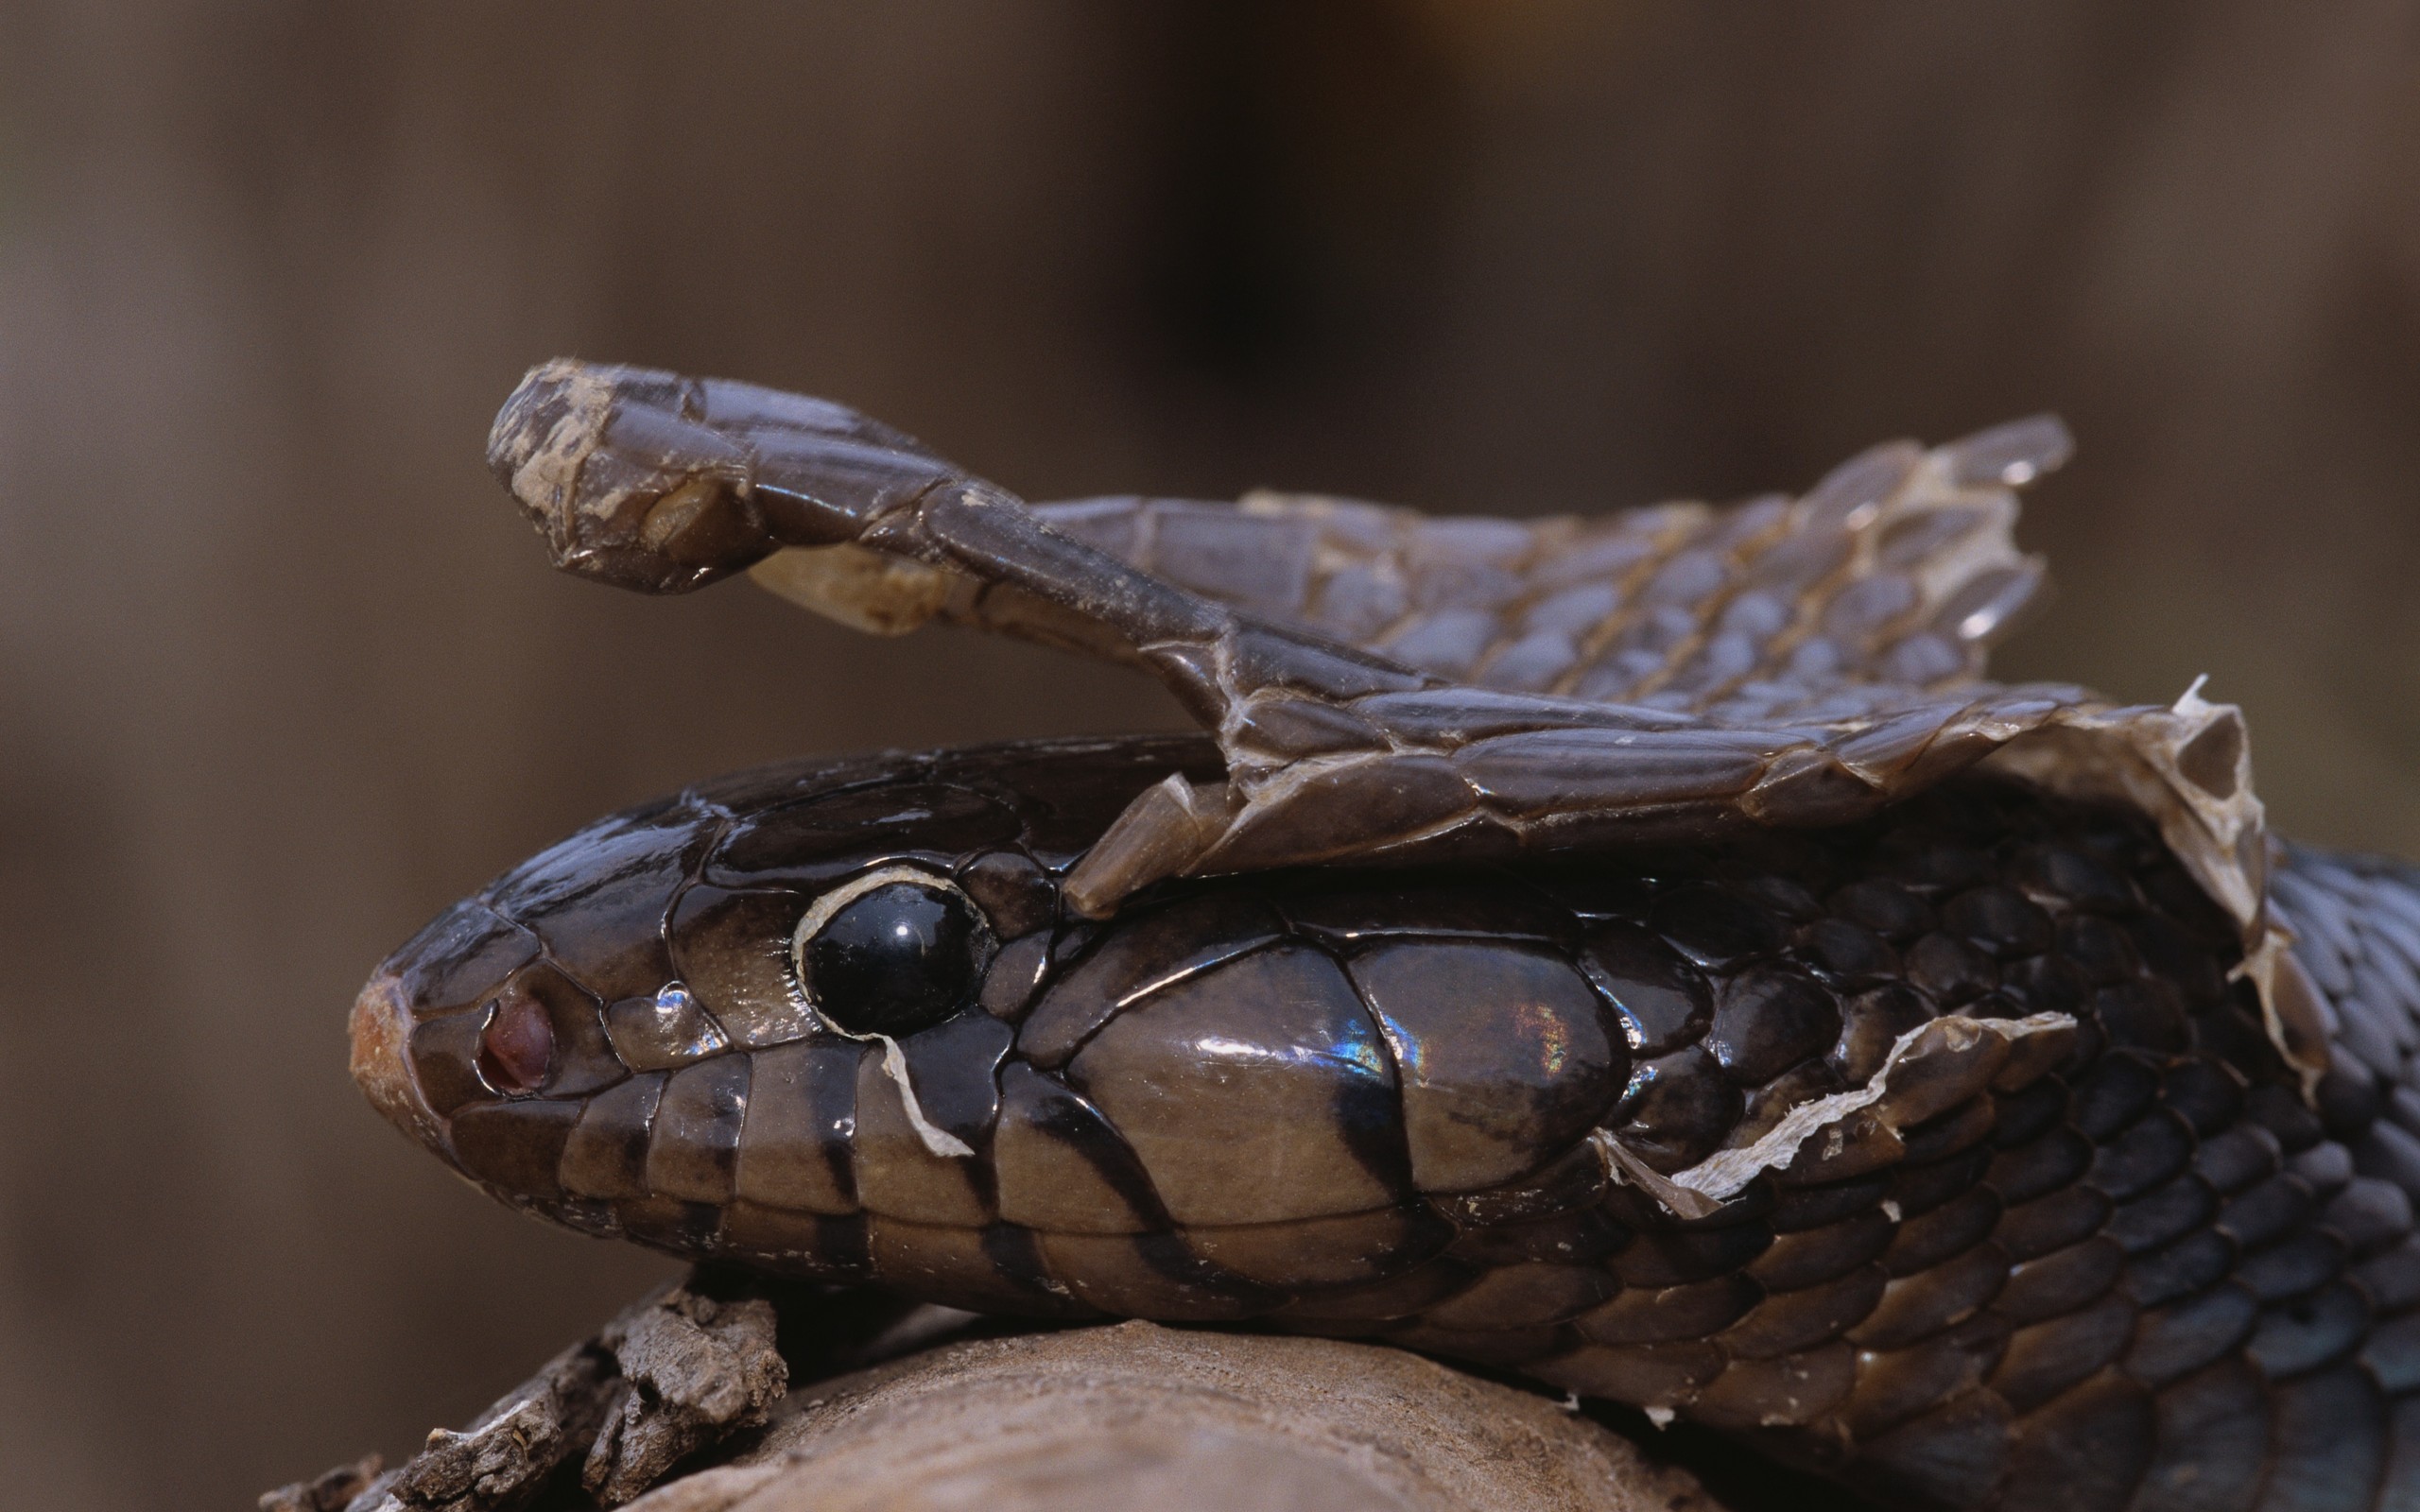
top-left (486, 363), bottom-right (2306, 1089)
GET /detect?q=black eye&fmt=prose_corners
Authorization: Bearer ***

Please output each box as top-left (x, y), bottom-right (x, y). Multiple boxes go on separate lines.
top-left (796, 876), bottom-right (990, 1037)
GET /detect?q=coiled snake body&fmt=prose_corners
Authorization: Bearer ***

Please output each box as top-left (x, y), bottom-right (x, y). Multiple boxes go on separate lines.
top-left (350, 362), bottom-right (2420, 1510)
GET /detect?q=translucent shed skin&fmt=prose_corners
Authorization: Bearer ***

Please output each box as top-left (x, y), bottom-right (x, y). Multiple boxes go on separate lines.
top-left (346, 363), bottom-right (2420, 1510)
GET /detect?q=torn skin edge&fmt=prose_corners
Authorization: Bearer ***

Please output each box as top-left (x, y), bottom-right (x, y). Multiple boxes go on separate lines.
top-left (1593, 1011), bottom-right (2078, 1221)
top-left (1980, 678), bottom-right (2331, 1097)
top-left (877, 1036), bottom-right (976, 1160)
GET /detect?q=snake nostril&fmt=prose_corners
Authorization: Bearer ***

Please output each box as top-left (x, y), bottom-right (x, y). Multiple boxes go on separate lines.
top-left (475, 986), bottom-right (554, 1096)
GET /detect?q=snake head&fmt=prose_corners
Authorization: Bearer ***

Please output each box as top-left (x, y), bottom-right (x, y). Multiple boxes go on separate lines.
top-left (351, 735), bottom-right (1634, 1297)
top-left (345, 739), bottom-right (1205, 1239)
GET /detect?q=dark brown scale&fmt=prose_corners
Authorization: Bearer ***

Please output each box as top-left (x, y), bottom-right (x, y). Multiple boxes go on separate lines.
top-left (707, 782), bottom-right (1020, 889)
top-left (2127, 1280), bottom-right (2260, 1385)
top-left (1415, 1263), bottom-right (1617, 1330)
top-left (2100, 1175), bottom-right (2212, 1254)
top-left (2089, 1108), bottom-right (2199, 1199)
top-left (1442, 1206), bottom-right (1631, 1267)
top-left (1722, 1258), bottom-right (1887, 1354)
top-left (1899, 1095), bottom-right (1998, 1165)
top-left (1695, 1340), bottom-right (1861, 1427)
top-left (1942, 885), bottom-right (2055, 959)
top-left (1996, 1237), bottom-right (2126, 1322)
top-left (1605, 1225), bottom-right (1772, 1291)
top-left (451, 1096), bottom-right (583, 1198)
top-left (1193, 1207), bottom-right (1455, 1290)
top-left (1888, 1186), bottom-right (2002, 1274)
top-left (2325, 1177), bottom-right (2413, 1256)
top-left (1907, 931), bottom-right (1999, 1005)
top-left (2238, 1230), bottom-right (2347, 1302)
top-left (2140, 1360), bottom-right (2269, 1511)
top-left (2002, 952), bottom-right (2091, 1017)
top-left (1991, 1074), bottom-right (2071, 1148)
top-left (1579, 921), bottom-right (1713, 1056)
top-left (1651, 883), bottom-right (1789, 968)
top-left (1748, 1209), bottom-right (1895, 1292)
top-left (2058, 911), bottom-right (2142, 984)
top-left (2266, 1367), bottom-right (2389, 1510)
top-left (2248, 1280), bottom-right (2372, 1379)
top-left (1846, 1314), bottom-right (2012, 1437)
top-left (1827, 878), bottom-right (1936, 941)
top-left (1995, 1370), bottom-right (2153, 1512)
top-left (2162, 1057), bottom-right (2248, 1135)
top-left (2070, 1051), bottom-right (2165, 1141)
top-left (668, 885), bottom-right (812, 1048)
top-left (1705, 966), bottom-right (1840, 1086)
top-left (1065, 942), bottom-right (1406, 1226)
top-left (562, 1073), bottom-right (666, 1202)
top-left (976, 934), bottom-right (1049, 1021)
top-left (2095, 980), bottom-right (2193, 1054)
top-left (646, 1057), bottom-right (750, 1204)
top-left (2126, 1228), bottom-right (2240, 1308)
top-left (1276, 872), bottom-right (1577, 945)
top-left (1799, 916), bottom-right (1902, 984)
top-left (2013, 844), bottom-right (2140, 915)
top-left (1770, 1171), bottom-right (1894, 1231)
top-left (1347, 940), bottom-right (1622, 1192)
top-left (989, 1062), bottom-right (1160, 1233)
top-left (1988, 1292), bottom-right (2136, 1412)
top-left (1851, 1242), bottom-right (2012, 1349)
top-left (1890, 1142), bottom-right (1997, 1221)
top-left (2221, 1173), bottom-right (2317, 1250)
top-left (367, 744), bottom-right (2420, 1512)
top-left (1614, 1045), bottom-right (1744, 1171)
top-left (956, 849), bottom-right (1056, 938)
top-left (2196, 1122), bottom-right (2285, 1194)
top-left (389, 901), bottom-right (540, 1019)
top-left (893, 1012), bottom-right (1012, 1148)
top-left (1016, 892), bottom-right (1288, 1069)
top-left (1579, 1275), bottom-right (1760, 1345)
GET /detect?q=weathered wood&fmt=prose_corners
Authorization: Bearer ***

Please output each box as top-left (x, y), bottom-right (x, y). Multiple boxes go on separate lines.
top-left (266, 1280), bottom-right (1720, 1512)
top-left (622, 1321), bottom-right (1716, 1512)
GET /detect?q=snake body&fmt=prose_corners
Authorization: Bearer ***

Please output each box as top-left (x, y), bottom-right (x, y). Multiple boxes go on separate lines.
top-left (348, 362), bottom-right (2420, 1510)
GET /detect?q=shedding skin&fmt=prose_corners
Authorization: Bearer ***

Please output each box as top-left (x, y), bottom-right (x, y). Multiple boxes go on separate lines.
top-left (343, 364), bottom-right (2420, 1510)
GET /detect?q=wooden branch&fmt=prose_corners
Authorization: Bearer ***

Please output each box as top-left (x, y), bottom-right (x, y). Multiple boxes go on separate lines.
top-left (265, 1277), bottom-right (1721, 1512)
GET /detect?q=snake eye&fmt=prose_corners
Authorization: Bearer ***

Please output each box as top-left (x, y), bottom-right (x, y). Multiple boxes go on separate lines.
top-left (475, 983), bottom-right (554, 1096)
top-left (794, 868), bottom-right (993, 1038)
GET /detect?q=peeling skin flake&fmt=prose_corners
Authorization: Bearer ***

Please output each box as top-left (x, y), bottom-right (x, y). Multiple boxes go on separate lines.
top-left (1597, 1012), bottom-right (2076, 1220)
top-left (509, 359), bottom-right (619, 519)
top-left (750, 544), bottom-right (957, 637)
top-left (1982, 678), bottom-right (2328, 1089)
top-left (879, 1035), bottom-right (975, 1160)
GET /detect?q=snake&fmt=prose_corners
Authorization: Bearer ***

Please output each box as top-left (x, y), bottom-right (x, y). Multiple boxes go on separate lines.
top-left (347, 359), bottom-right (2420, 1512)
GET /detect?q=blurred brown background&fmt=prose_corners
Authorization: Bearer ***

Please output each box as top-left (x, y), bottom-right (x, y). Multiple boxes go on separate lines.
top-left (2, 4), bottom-right (2416, 1505)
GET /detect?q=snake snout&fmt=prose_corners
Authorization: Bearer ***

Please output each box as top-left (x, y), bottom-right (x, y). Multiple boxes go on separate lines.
top-left (350, 970), bottom-right (447, 1157)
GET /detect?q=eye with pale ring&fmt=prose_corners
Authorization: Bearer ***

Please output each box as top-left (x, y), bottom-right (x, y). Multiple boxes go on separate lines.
top-left (793, 866), bottom-right (995, 1039)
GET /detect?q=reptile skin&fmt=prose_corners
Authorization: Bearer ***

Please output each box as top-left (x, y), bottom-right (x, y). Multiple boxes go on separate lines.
top-left (347, 363), bottom-right (2420, 1511)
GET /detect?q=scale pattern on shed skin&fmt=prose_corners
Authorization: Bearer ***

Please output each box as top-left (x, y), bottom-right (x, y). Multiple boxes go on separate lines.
top-left (483, 360), bottom-right (2278, 940)
top-left (359, 740), bottom-right (2420, 1512)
